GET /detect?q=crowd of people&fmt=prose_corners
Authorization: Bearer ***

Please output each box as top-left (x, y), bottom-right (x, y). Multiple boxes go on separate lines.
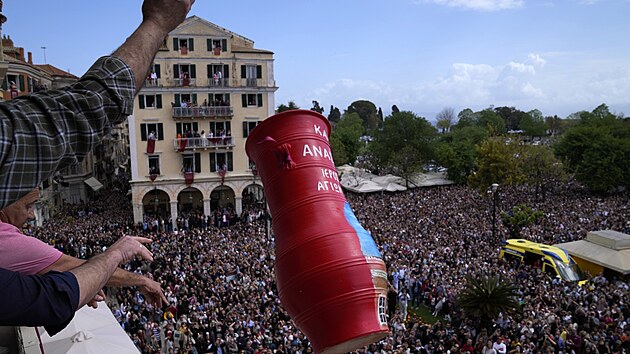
top-left (31, 180), bottom-right (628, 354)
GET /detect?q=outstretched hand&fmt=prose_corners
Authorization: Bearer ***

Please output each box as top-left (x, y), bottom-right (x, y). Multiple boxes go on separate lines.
top-left (108, 236), bottom-right (154, 264)
top-left (142, 0), bottom-right (196, 34)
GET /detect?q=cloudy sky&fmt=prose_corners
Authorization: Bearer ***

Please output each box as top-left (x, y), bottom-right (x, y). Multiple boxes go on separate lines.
top-left (4, 0), bottom-right (629, 120)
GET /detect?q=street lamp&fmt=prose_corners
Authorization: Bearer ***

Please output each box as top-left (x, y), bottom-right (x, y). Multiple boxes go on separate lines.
top-left (252, 166), bottom-right (269, 238)
top-left (489, 183), bottom-right (499, 240)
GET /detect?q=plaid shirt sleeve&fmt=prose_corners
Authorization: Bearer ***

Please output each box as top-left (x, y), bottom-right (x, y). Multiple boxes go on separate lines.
top-left (0, 56), bottom-right (136, 209)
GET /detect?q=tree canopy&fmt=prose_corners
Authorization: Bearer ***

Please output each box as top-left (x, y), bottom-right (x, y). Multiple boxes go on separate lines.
top-left (346, 100), bottom-right (378, 133)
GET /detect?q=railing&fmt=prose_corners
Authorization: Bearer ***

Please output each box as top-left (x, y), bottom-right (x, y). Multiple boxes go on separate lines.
top-left (172, 106), bottom-right (233, 118)
top-left (174, 78), bottom-right (196, 87)
top-left (208, 78), bottom-right (229, 87)
top-left (173, 136), bottom-right (235, 151)
top-left (144, 78), bottom-right (161, 87)
top-left (245, 78), bottom-right (259, 87)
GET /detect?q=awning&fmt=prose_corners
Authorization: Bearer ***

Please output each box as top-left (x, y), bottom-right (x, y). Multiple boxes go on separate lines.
top-left (84, 177), bottom-right (104, 191)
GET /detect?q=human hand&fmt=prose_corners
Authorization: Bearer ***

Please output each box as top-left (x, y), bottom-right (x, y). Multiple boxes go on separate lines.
top-left (86, 289), bottom-right (106, 309)
top-left (139, 278), bottom-right (168, 308)
top-left (108, 236), bottom-right (154, 264)
top-left (142, 0), bottom-right (195, 34)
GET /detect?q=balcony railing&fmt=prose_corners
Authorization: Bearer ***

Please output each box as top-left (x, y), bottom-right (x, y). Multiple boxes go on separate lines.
top-left (174, 78), bottom-right (196, 87)
top-left (144, 78), bottom-right (161, 88)
top-left (208, 78), bottom-right (229, 87)
top-left (173, 136), bottom-right (235, 151)
top-left (172, 106), bottom-right (233, 118)
top-left (245, 78), bottom-right (259, 87)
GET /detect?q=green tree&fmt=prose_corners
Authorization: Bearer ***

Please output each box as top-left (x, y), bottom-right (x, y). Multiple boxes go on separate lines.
top-left (328, 105), bottom-right (341, 124)
top-left (277, 101), bottom-right (299, 113)
top-left (310, 100), bottom-right (324, 114)
top-left (520, 145), bottom-right (566, 201)
top-left (370, 111), bottom-right (437, 185)
top-left (477, 109), bottom-right (507, 135)
top-left (347, 100), bottom-right (378, 133)
top-left (392, 105), bottom-right (400, 114)
top-left (453, 108), bottom-right (478, 130)
top-left (501, 204), bottom-right (544, 238)
top-left (330, 112), bottom-right (364, 166)
top-left (458, 275), bottom-right (519, 329)
top-left (436, 107), bottom-right (455, 133)
top-left (520, 109), bottom-right (548, 137)
top-left (436, 126), bottom-right (488, 184)
top-left (468, 137), bottom-right (525, 191)
top-left (494, 106), bottom-right (529, 131)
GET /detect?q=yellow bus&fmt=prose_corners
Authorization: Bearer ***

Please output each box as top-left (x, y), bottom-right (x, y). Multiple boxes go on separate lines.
top-left (499, 239), bottom-right (587, 284)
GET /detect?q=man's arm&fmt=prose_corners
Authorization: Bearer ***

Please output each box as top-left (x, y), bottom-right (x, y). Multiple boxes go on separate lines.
top-left (40, 253), bottom-right (167, 306)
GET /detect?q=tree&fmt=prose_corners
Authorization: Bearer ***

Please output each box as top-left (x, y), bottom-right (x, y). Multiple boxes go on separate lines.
top-left (436, 126), bottom-right (489, 184)
top-left (277, 101), bottom-right (299, 113)
top-left (477, 109), bottom-right (506, 135)
top-left (453, 108), bottom-right (478, 130)
top-left (494, 106), bottom-right (529, 131)
top-left (468, 137), bottom-right (525, 191)
top-left (378, 107), bottom-right (384, 127)
top-left (370, 111), bottom-right (437, 185)
top-left (520, 145), bottom-right (566, 201)
top-left (347, 100), bottom-right (378, 133)
top-left (501, 204), bottom-right (544, 238)
top-left (458, 275), bottom-right (519, 329)
top-left (330, 112), bottom-right (364, 166)
top-left (391, 105), bottom-right (400, 114)
top-left (310, 100), bottom-right (324, 114)
top-left (436, 107), bottom-right (455, 133)
top-left (328, 105), bottom-right (341, 124)
top-left (520, 109), bottom-right (548, 137)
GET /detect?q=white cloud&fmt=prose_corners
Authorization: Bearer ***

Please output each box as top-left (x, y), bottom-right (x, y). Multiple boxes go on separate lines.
top-left (527, 53), bottom-right (547, 67)
top-left (418, 0), bottom-right (524, 11)
top-left (507, 62), bottom-right (536, 74)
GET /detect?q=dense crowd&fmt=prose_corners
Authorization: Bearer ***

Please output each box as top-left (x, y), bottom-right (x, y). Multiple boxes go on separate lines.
top-left (32, 179), bottom-right (629, 354)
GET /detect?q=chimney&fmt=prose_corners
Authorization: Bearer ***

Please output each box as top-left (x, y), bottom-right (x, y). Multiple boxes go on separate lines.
top-left (17, 47), bottom-right (24, 61)
top-left (27, 51), bottom-right (32, 64)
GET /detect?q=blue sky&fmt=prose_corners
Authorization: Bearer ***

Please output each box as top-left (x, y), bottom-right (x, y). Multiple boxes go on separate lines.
top-left (4, 0), bottom-right (630, 120)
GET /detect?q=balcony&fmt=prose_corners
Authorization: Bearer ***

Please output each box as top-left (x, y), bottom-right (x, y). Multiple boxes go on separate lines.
top-left (174, 136), bottom-right (235, 151)
top-left (144, 78), bottom-right (161, 88)
top-left (174, 78), bottom-right (196, 87)
top-left (245, 78), bottom-right (260, 87)
top-left (172, 106), bottom-right (233, 119)
top-left (208, 78), bottom-right (230, 87)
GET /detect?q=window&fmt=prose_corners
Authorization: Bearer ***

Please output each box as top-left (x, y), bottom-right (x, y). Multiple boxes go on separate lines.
top-left (148, 156), bottom-right (161, 175)
top-left (138, 94), bottom-right (163, 109)
top-left (241, 94), bottom-right (263, 108)
top-left (207, 38), bottom-right (228, 52)
top-left (140, 123), bottom-right (164, 141)
top-left (210, 152), bottom-right (233, 172)
top-left (173, 37), bottom-right (194, 51)
top-left (174, 93), bottom-right (197, 107)
top-left (176, 122), bottom-right (199, 136)
top-left (209, 121), bottom-right (231, 137)
top-left (241, 65), bottom-right (262, 87)
top-left (207, 93), bottom-right (230, 106)
top-left (182, 153), bottom-right (201, 173)
top-left (242, 121), bottom-right (260, 138)
top-left (378, 296), bottom-right (387, 325)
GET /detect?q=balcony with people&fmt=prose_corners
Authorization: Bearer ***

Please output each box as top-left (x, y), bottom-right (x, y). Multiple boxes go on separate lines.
top-left (173, 129), bottom-right (234, 152)
top-left (172, 96), bottom-right (233, 119)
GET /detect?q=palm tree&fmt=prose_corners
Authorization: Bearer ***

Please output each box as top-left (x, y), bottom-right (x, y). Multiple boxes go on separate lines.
top-left (458, 274), bottom-right (520, 329)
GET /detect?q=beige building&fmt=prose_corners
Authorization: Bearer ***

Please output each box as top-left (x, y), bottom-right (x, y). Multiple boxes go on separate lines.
top-left (129, 16), bottom-right (276, 226)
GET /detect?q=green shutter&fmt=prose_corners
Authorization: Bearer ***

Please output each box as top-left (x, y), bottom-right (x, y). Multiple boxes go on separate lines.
top-left (241, 65), bottom-right (246, 79)
top-left (193, 122), bottom-right (199, 132)
top-left (207, 38), bottom-right (212, 51)
top-left (176, 123), bottom-right (182, 136)
top-left (210, 153), bottom-right (216, 172)
top-left (1, 78), bottom-right (7, 91)
top-left (241, 94), bottom-right (247, 107)
top-left (173, 64), bottom-right (180, 78)
top-left (227, 152), bottom-right (233, 171)
top-left (243, 122), bottom-right (248, 138)
top-left (224, 93), bottom-right (231, 105)
top-left (190, 65), bottom-right (196, 78)
top-left (156, 95), bottom-right (162, 109)
top-left (207, 64), bottom-right (212, 78)
top-left (173, 37), bottom-right (179, 51)
top-left (155, 64), bottom-right (161, 78)
top-left (18, 75), bottom-right (25, 92)
top-left (139, 95), bottom-right (145, 109)
top-left (222, 39), bottom-right (227, 52)
top-left (157, 124), bottom-right (164, 140)
top-left (140, 124), bottom-right (147, 141)
top-left (192, 94), bottom-right (198, 105)
top-left (195, 153), bottom-right (201, 173)
top-left (256, 65), bottom-right (262, 79)
top-left (257, 94), bottom-right (263, 107)
top-left (223, 65), bottom-right (229, 78)
top-left (189, 38), bottom-right (194, 51)
top-left (174, 94), bottom-right (181, 107)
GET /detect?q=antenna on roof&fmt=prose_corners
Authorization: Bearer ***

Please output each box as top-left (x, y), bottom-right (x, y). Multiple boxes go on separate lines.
top-left (41, 46), bottom-right (47, 64)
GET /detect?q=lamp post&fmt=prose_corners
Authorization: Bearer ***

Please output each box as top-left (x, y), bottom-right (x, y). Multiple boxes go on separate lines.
top-left (252, 166), bottom-right (269, 238)
top-left (489, 183), bottom-right (499, 240)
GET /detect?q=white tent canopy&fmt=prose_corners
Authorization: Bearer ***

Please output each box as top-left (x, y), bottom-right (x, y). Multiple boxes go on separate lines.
top-left (337, 164), bottom-right (452, 193)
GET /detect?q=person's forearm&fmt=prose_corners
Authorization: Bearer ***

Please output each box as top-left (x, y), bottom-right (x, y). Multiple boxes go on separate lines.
top-left (113, 20), bottom-right (168, 95)
top-left (69, 251), bottom-right (123, 308)
top-left (42, 254), bottom-right (147, 288)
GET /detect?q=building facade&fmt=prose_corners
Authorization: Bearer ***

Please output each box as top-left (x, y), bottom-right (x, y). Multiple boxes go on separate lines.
top-left (129, 16), bottom-right (276, 226)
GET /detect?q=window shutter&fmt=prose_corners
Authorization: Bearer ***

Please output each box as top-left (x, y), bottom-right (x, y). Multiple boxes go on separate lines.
top-left (241, 94), bottom-right (247, 108)
top-left (193, 122), bottom-right (199, 132)
top-left (190, 65), bottom-right (196, 78)
top-left (27, 77), bottom-right (32, 93)
top-left (1, 78), bottom-right (7, 91)
top-left (227, 152), bottom-right (233, 171)
top-left (139, 95), bottom-right (145, 109)
top-left (223, 64), bottom-right (229, 78)
top-left (195, 153), bottom-right (201, 173)
top-left (207, 38), bottom-right (212, 51)
top-left (221, 39), bottom-right (227, 52)
top-left (243, 122), bottom-right (249, 138)
top-left (18, 75), bottom-right (25, 91)
top-left (224, 94), bottom-right (231, 105)
top-left (189, 38), bottom-right (194, 51)
top-left (210, 154), bottom-right (216, 172)
top-left (173, 64), bottom-right (180, 78)
top-left (226, 121), bottom-right (231, 133)
top-left (174, 94), bottom-right (181, 107)
top-left (257, 94), bottom-right (263, 107)
top-left (207, 64), bottom-right (212, 78)
top-left (176, 123), bottom-right (182, 136)
top-left (241, 65), bottom-right (246, 79)
top-left (208, 93), bottom-right (213, 104)
top-left (173, 38), bottom-right (179, 51)
top-left (192, 94), bottom-right (198, 105)
top-left (256, 65), bottom-right (262, 79)
top-left (156, 95), bottom-right (162, 109)
top-left (140, 124), bottom-right (147, 141)
top-left (157, 123), bottom-right (164, 140)
top-left (155, 64), bottom-right (161, 78)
